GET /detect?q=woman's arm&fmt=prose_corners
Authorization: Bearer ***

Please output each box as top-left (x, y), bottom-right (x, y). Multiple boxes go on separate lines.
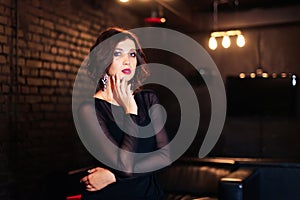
top-left (78, 91), bottom-right (170, 180)
top-left (78, 102), bottom-right (138, 176)
top-left (132, 92), bottom-right (171, 173)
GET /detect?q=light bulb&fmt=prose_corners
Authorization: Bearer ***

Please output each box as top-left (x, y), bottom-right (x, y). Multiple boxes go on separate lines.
top-left (160, 17), bottom-right (166, 23)
top-left (222, 35), bottom-right (231, 48)
top-left (239, 73), bottom-right (246, 78)
top-left (292, 75), bottom-right (297, 86)
top-left (208, 37), bottom-right (217, 50)
top-left (237, 34), bottom-right (245, 47)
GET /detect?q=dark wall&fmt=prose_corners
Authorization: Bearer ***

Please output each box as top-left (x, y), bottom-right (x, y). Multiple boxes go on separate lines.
top-left (189, 24), bottom-right (300, 159)
top-left (0, 0), bottom-right (141, 199)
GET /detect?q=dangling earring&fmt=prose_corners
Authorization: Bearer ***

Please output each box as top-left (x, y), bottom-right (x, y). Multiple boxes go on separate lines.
top-left (101, 73), bottom-right (109, 90)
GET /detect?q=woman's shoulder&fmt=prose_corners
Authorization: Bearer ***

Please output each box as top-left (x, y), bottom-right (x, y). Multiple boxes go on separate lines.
top-left (135, 89), bottom-right (160, 105)
top-left (135, 89), bottom-right (158, 98)
top-left (78, 99), bottom-right (95, 115)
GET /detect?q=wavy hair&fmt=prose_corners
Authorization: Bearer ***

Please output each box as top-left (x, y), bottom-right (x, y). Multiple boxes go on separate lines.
top-left (87, 27), bottom-right (149, 92)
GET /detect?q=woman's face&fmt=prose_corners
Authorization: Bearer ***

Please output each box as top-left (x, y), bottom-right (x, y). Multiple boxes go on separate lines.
top-left (108, 38), bottom-right (137, 81)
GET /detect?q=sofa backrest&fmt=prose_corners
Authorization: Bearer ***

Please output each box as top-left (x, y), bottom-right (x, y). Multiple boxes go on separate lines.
top-left (157, 158), bottom-right (237, 197)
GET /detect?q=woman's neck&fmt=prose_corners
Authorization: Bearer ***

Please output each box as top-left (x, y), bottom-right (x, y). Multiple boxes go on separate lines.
top-left (94, 81), bottom-right (119, 106)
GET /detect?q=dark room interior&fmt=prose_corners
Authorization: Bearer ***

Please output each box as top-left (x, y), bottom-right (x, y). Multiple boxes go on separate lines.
top-left (1, 0), bottom-right (300, 199)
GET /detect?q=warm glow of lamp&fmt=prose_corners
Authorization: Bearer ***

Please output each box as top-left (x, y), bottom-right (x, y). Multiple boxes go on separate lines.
top-left (209, 37), bottom-right (217, 50)
top-left (160, 17), bottom-right (166, 23)
top-left (239, 73), bottom-right (246, 78)
top-left (222, 35), bottom-right (231, 48)
top-left (250, 72), bottom-right (256, 78)
top-left (119, 0), bottom-right (129, 2)
top-left (236, 34), bottom-right (245, 47)
top-left (262, 72), bottom-right (269, 78)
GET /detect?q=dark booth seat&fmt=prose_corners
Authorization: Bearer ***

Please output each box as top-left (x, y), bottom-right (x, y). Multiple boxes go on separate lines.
top-left (156, 157), bottom-right (259, 200)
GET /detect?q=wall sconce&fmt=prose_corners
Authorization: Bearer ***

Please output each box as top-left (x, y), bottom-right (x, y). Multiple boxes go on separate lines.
top-left (209, 30), bottom-right (245, 50)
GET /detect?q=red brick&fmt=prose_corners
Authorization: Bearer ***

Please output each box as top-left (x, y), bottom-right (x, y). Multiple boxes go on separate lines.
top-left (2, 45), bottom-right (9, 54)
top-left (44, 20), bottom-right (54, 29)
top-left (28, 41), bottom-right (43, 51)
top-left (0, 5), bottom-right (4, 14)
top-left (18, 58), bottom-right (25, 65)
top-left (25, 95), bottom-right (42, 103)
top-left (39, 88), bottom-right (55, 95)
top-left (40, 103), bottom-right (55, 111)
top-left (58, 48), bottom-right (65, 54)
top-left (1, 85), bottom-right (9, 93)
top-left (56, 40), bottom-right (69, 48)
top-left (54, 71), bottom-right (67, 79)
top-left (0, 16), bottom-right (8, 25)
top-left (0, 24), bottom-right (4, 33)
top-left (32, 34), bottom-right (40, 43)
top-left (57, 63), bottom-right (64, 71)
top-left (40, 69), bottom-right (53, 78)
top-left (41, 53), bottom-right (55, 61)
top-left (42, 62), bottom-right (50, 69)
top-left (80, 32), bottom-right (93, 41)
top-left (0, 55), bottom-right (6, 64)
top-left (4, 26), bottom-right (12, 35)
top-left (50, 79), bottom-right (57, 86)
top-left (26, 59), bottom-right (42, 68)
top-left (18, 76), bottom-right (26, 85)
top-left (50, 31), bottom-right (57, 38)
top-left (29, 24), bottom-right (43, 34)
top-left (0, 35), bottom-right (7, 44)
top-left (42, 79), bottom-right (50, 86)
top-left (1, 65), bottom-right (9, 74)
top-left (27, 77), bottom-right (43, 86)
top-left (50, 46), bottom-right (57, 54)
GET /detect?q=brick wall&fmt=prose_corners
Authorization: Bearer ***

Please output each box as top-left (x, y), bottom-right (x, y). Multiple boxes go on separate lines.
top-left (0, 0), bottom-right (141, 199)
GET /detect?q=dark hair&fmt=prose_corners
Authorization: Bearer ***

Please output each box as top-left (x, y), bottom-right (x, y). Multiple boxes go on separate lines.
top-left (87, 27), bottom-right (149, 92)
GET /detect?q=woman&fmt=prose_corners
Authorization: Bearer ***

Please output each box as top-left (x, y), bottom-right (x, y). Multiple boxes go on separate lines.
top-left (78, 27), bottom-right (171, 200)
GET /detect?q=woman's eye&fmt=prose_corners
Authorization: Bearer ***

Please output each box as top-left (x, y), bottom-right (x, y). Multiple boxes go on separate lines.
top-left (130, 52), bottom-right (136, 57)
top-left (113, 51), bottom-right (122, 57)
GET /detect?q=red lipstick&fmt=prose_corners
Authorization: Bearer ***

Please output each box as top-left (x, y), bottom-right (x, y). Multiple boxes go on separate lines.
top-left (122, 68), bottom-right (131, 75)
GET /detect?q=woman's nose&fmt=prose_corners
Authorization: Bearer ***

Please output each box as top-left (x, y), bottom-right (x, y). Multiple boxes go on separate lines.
top-left (122, 54), bottom-right (130, 65)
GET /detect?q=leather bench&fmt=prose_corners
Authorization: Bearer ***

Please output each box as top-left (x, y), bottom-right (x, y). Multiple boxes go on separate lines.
top-left (156, 157), bottom-right (259, 200)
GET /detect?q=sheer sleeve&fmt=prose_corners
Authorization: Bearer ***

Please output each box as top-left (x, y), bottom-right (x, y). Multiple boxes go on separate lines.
top-left (78, 102), bottom-right (138, 178)
top-left (132, 91), bottom-right (171, 173)
top-left (77, 91), bottom-right (171, 180)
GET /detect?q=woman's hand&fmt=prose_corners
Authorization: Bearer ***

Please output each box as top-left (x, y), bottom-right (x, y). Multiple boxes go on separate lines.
top-left (80, 167), bottom-right (116, 192)
top-left (112, 74), bottom-right (138, 115)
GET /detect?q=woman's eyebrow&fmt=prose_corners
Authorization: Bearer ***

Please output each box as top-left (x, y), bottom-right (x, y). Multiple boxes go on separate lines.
top-left (115, 48), bottom-right (137, 51)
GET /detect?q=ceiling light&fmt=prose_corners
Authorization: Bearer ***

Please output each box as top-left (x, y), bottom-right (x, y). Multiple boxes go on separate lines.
top-left (236, 34), bottom-right (245, 47)
top-left (209, 0), bottom-right (245, 50)
top-left (208, 37), bottom-right (217, 50)
top-left (222, 35), bottom-right (231, 48)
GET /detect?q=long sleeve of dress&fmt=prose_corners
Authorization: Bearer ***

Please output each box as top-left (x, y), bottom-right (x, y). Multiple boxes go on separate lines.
top-left (78, 90), bottom-right (171, 180)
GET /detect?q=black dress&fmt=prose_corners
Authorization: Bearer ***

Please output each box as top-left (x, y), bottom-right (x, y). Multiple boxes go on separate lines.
top-left (78, 90), bottom-right (170, 200)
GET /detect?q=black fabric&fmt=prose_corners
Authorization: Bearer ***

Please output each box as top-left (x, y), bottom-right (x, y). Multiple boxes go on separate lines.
top-left (78, 90), bottom-right (169, 200)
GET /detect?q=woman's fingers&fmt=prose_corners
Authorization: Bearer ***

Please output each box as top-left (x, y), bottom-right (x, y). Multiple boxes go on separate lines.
top-left (126, 84), bottom-right (132, 96)
top-left (114, 74), bottom-right (129, 97)
top-left (80, 176), bottom-right (88, 183)
top-left (120, 78), bottom-right (127, 95)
